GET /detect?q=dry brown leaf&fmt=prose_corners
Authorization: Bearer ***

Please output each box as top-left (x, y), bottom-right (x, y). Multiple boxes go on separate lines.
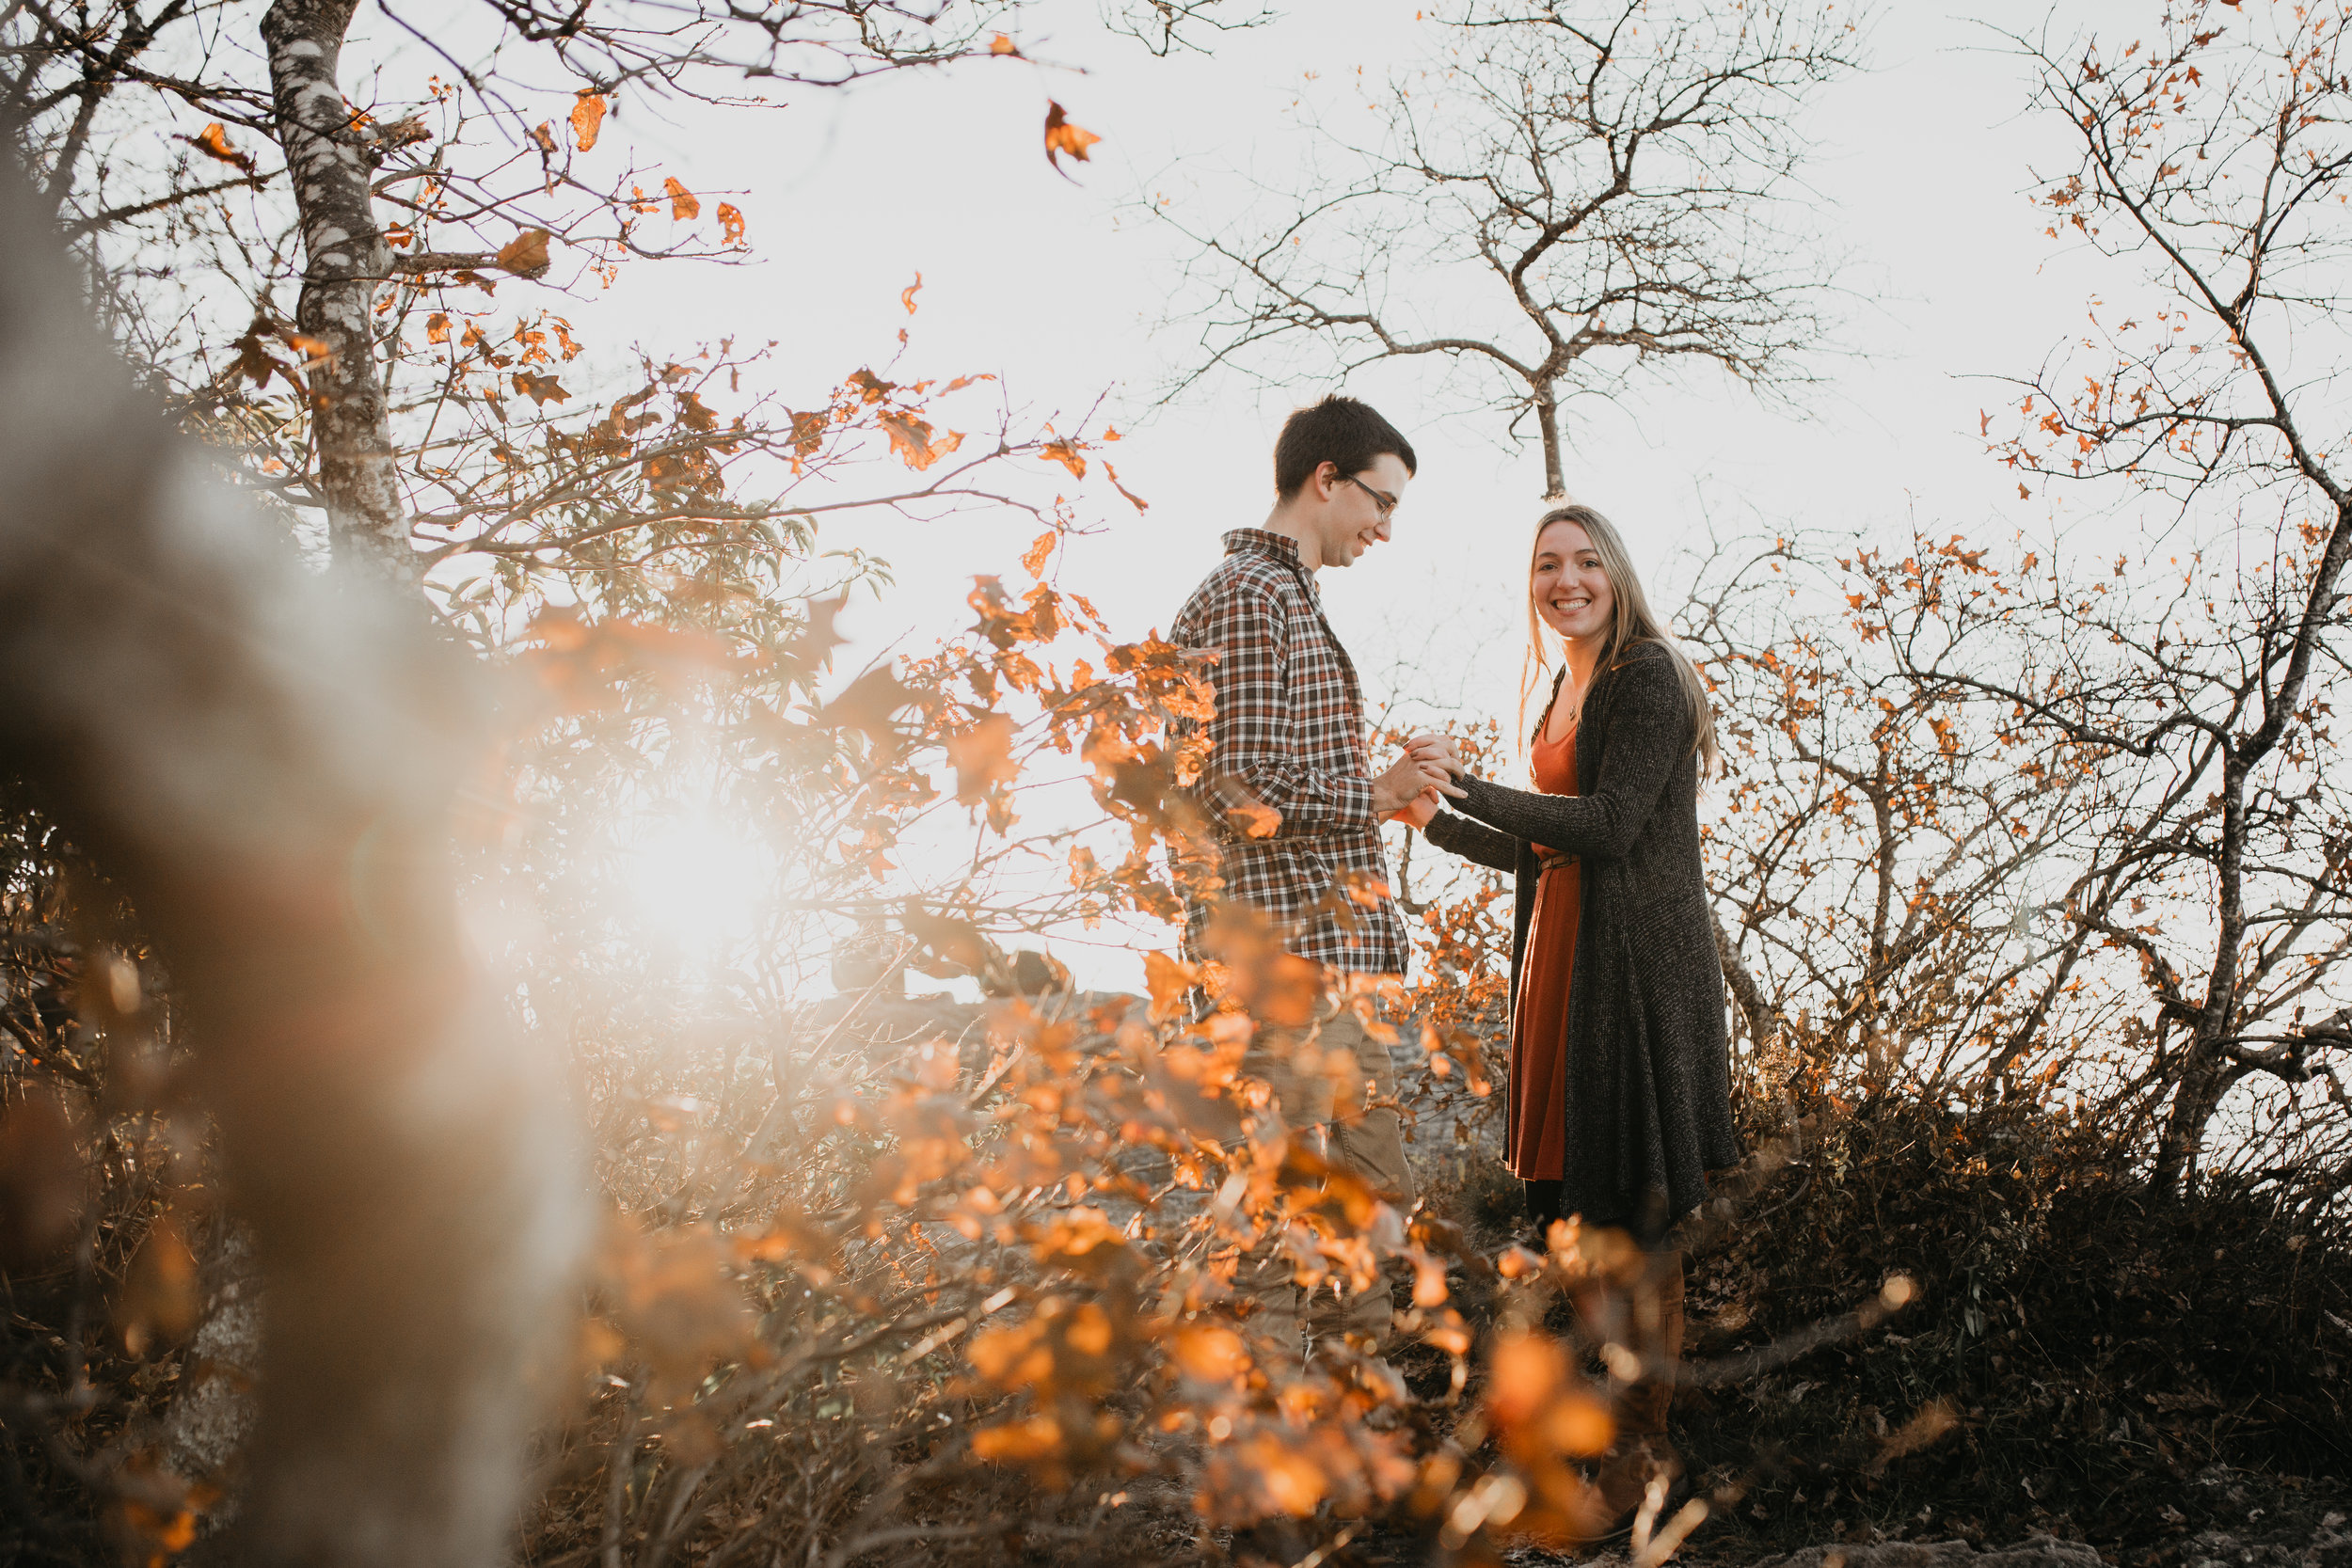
top-left (513, 369), bottom-right (569, 405)
top-left (1104, 460), bottom-right (1150, 513)
top-left (497, 228), bottom-right (553, 277)
top-left (570, 90), bottom-right (607, 150)
top-left (879, 411), bottom-right (962, 471)
top-left (663, 175), bottom-right (700, 221)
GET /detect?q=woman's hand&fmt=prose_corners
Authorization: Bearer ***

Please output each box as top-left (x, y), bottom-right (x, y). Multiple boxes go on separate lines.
top-left (1405, 733), bottom-right (1470, 797)
top-left (1388, 783), bottom-right (1443, 830)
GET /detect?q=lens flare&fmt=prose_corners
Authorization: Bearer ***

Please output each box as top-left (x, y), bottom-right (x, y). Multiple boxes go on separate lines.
top-left (621, 813), bottom-right (770, 958)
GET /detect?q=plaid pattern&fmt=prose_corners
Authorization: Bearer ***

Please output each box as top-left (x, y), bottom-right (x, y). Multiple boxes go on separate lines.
top-left (1169, 530), bottom-right (1411, 975)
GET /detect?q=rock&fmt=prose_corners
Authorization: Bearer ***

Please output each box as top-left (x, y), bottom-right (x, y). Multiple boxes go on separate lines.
top-left (162, 1224), bottom-right (261, 1517)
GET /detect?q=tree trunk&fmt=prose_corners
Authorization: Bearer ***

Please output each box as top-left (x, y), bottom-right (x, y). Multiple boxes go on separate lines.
top-left (0, 153), bottom-right (585, 1567)
top-left (2151, 1033), bottom-right (2234, 1195)
top-left (2152, 755), bottom-right (2253, 1195)
top-left (1712, 908), bottom-right (1795, 1136)
top-left (1535, 389), bottom-right (1566, 501)
top-left (261, 0), bottom-right (416, 585)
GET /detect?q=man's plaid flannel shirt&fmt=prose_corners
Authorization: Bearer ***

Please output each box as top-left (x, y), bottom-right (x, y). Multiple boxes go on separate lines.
top-left (1169, 530), bottom-right (1411, 975)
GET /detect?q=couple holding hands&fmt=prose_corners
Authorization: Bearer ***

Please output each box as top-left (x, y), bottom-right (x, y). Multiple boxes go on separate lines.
top-left (1170, 394), bottom-right (1739, 1521)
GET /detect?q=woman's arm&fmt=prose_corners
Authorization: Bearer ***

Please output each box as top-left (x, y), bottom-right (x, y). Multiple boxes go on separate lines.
top-left (1424, 807), bottom-right (1521, 874)
top-left (1446, 648), bottom-right (1691, 861)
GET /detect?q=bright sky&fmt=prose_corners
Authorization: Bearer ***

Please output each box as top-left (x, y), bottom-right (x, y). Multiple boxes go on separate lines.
top-left (575, 0), bottom-right (2158, 990)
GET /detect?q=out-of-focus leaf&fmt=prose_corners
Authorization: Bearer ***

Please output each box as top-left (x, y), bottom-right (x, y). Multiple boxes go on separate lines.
top-left (185, 121), bottom-right (254, 173)
top-left (817, 666), bottom-right (915, 757)
top-left (946, 712), bottom-right (1018, 806)
top-left (899, 907), bottom-right (995, 979)
top-left (1043, 101), bottom-right (1102, 176)
top-left (0, 1087), bottom-right (84, 1267)
top-left (118, 1213), bottom-right (199, 1356)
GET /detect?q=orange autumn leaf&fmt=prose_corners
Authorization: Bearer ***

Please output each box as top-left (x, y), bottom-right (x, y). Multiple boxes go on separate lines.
top-left (945, 712), bottom-right (1017, 805)
top-left (1104, 460), bottom-right (1150, 514)
top-left (530, 120), bottom-right (556, 153)
top-left (513, 369), bottom-right (569, 405)
top-left (1168, 1323), bottom-right (1249, 1383)
top-left (901, 273), bottom-right (923, 315)
top-left (1141, 950), bottom-right (1199, 1023)
top-left (970, 1413), bottom-right (1062, 1463)
top-left (1021, 530), bottom-right (1057, 579)
top-left (187, 121), bottom-right (255, 173)
top-left (879, 411), bottom-right (962, 471)
top-left (988, 32), bottom-right (1020, 55)
top-left (663, 176), bottom-right (700, 221)
top-left (1228, 799), bottom-right (1280, 839)
top-left (425, 312), bottom-right (452, 343)
top-left (570, 90), bottom-right (607, 150)
top-left (497, 229), bottom-right (553, 277)
top-left (717, 202), bottom-right (745, 246)
top-left (1040, 437), bottom-right (1086, 479)
top-left (1043, 101), bottom-right (1101, 177)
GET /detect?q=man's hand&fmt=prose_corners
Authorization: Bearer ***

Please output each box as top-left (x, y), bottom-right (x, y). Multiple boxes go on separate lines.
top-left (1387, 784), bottom-right (1443, 830)
top-left (1372, 749), bottom-right (1454, 815)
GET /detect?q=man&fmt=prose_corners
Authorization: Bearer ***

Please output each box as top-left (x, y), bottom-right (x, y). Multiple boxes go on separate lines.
top-left (1168, 393), bottom-right (1447, 1364)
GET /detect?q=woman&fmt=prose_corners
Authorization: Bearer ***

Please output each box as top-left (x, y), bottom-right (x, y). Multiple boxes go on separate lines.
top-left (1406, 502), bottom-right (1739, 1520)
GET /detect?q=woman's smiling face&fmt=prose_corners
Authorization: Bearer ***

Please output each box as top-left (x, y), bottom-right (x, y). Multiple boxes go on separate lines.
top-left (1532, 518), bottom-right (1614, 641)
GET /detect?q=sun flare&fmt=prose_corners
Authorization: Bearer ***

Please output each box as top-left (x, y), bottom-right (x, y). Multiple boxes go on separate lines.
top-left (620, 813), bottom-right (771, 958)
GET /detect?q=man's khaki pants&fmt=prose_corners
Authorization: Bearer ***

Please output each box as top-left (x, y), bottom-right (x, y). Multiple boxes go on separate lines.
top-left (1229, 1005), bottom-right (1416, 1368)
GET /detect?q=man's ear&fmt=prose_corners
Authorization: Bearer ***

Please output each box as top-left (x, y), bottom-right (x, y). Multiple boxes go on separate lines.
top-left (1311, 460), bottom-right (1339, 499)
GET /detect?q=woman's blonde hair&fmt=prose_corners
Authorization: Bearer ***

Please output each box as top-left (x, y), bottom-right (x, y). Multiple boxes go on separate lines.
top-left (1518, 503), bottom-right (1720, 777)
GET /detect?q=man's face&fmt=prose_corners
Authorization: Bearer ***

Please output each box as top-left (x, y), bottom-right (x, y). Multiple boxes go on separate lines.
top-left (1318, 451), bottom-right (1411, 569)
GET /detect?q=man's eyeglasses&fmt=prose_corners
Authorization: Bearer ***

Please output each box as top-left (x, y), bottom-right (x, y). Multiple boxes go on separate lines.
top-left (1343, 474), bottom-right (1399, 519)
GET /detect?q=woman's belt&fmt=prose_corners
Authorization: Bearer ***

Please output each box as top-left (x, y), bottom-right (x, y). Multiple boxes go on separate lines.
top-left (1535, 852), bottom-right (1577, 874)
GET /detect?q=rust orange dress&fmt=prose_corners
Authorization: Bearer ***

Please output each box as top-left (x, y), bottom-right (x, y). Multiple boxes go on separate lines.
top-left (1505, 726), bottom-right (1580, 1180)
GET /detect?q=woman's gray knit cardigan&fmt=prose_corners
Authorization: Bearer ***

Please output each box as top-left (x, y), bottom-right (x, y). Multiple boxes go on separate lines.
top-left (1423, 639), bottom-right (1740, 1234)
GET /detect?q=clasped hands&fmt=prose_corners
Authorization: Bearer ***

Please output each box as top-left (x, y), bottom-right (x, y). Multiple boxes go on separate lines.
top-left (1374, 732), bottom-right (1471, 829)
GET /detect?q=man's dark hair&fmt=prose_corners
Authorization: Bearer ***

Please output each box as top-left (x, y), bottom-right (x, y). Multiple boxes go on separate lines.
top-left (1272, 395), bottom-right (1417, 498)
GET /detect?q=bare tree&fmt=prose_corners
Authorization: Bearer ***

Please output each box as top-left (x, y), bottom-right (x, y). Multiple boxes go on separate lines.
top-left (1104, 0), bottom-right (1274, 57)
top-left (1150, 0), bottom-right (1859, 499)
top-left (1677, 530), bottom-right (2119, 1103)
top-left (1937, 0), bottom-right (2352, 1195)
top-left (0, 0), bottom-right (1197, 586)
